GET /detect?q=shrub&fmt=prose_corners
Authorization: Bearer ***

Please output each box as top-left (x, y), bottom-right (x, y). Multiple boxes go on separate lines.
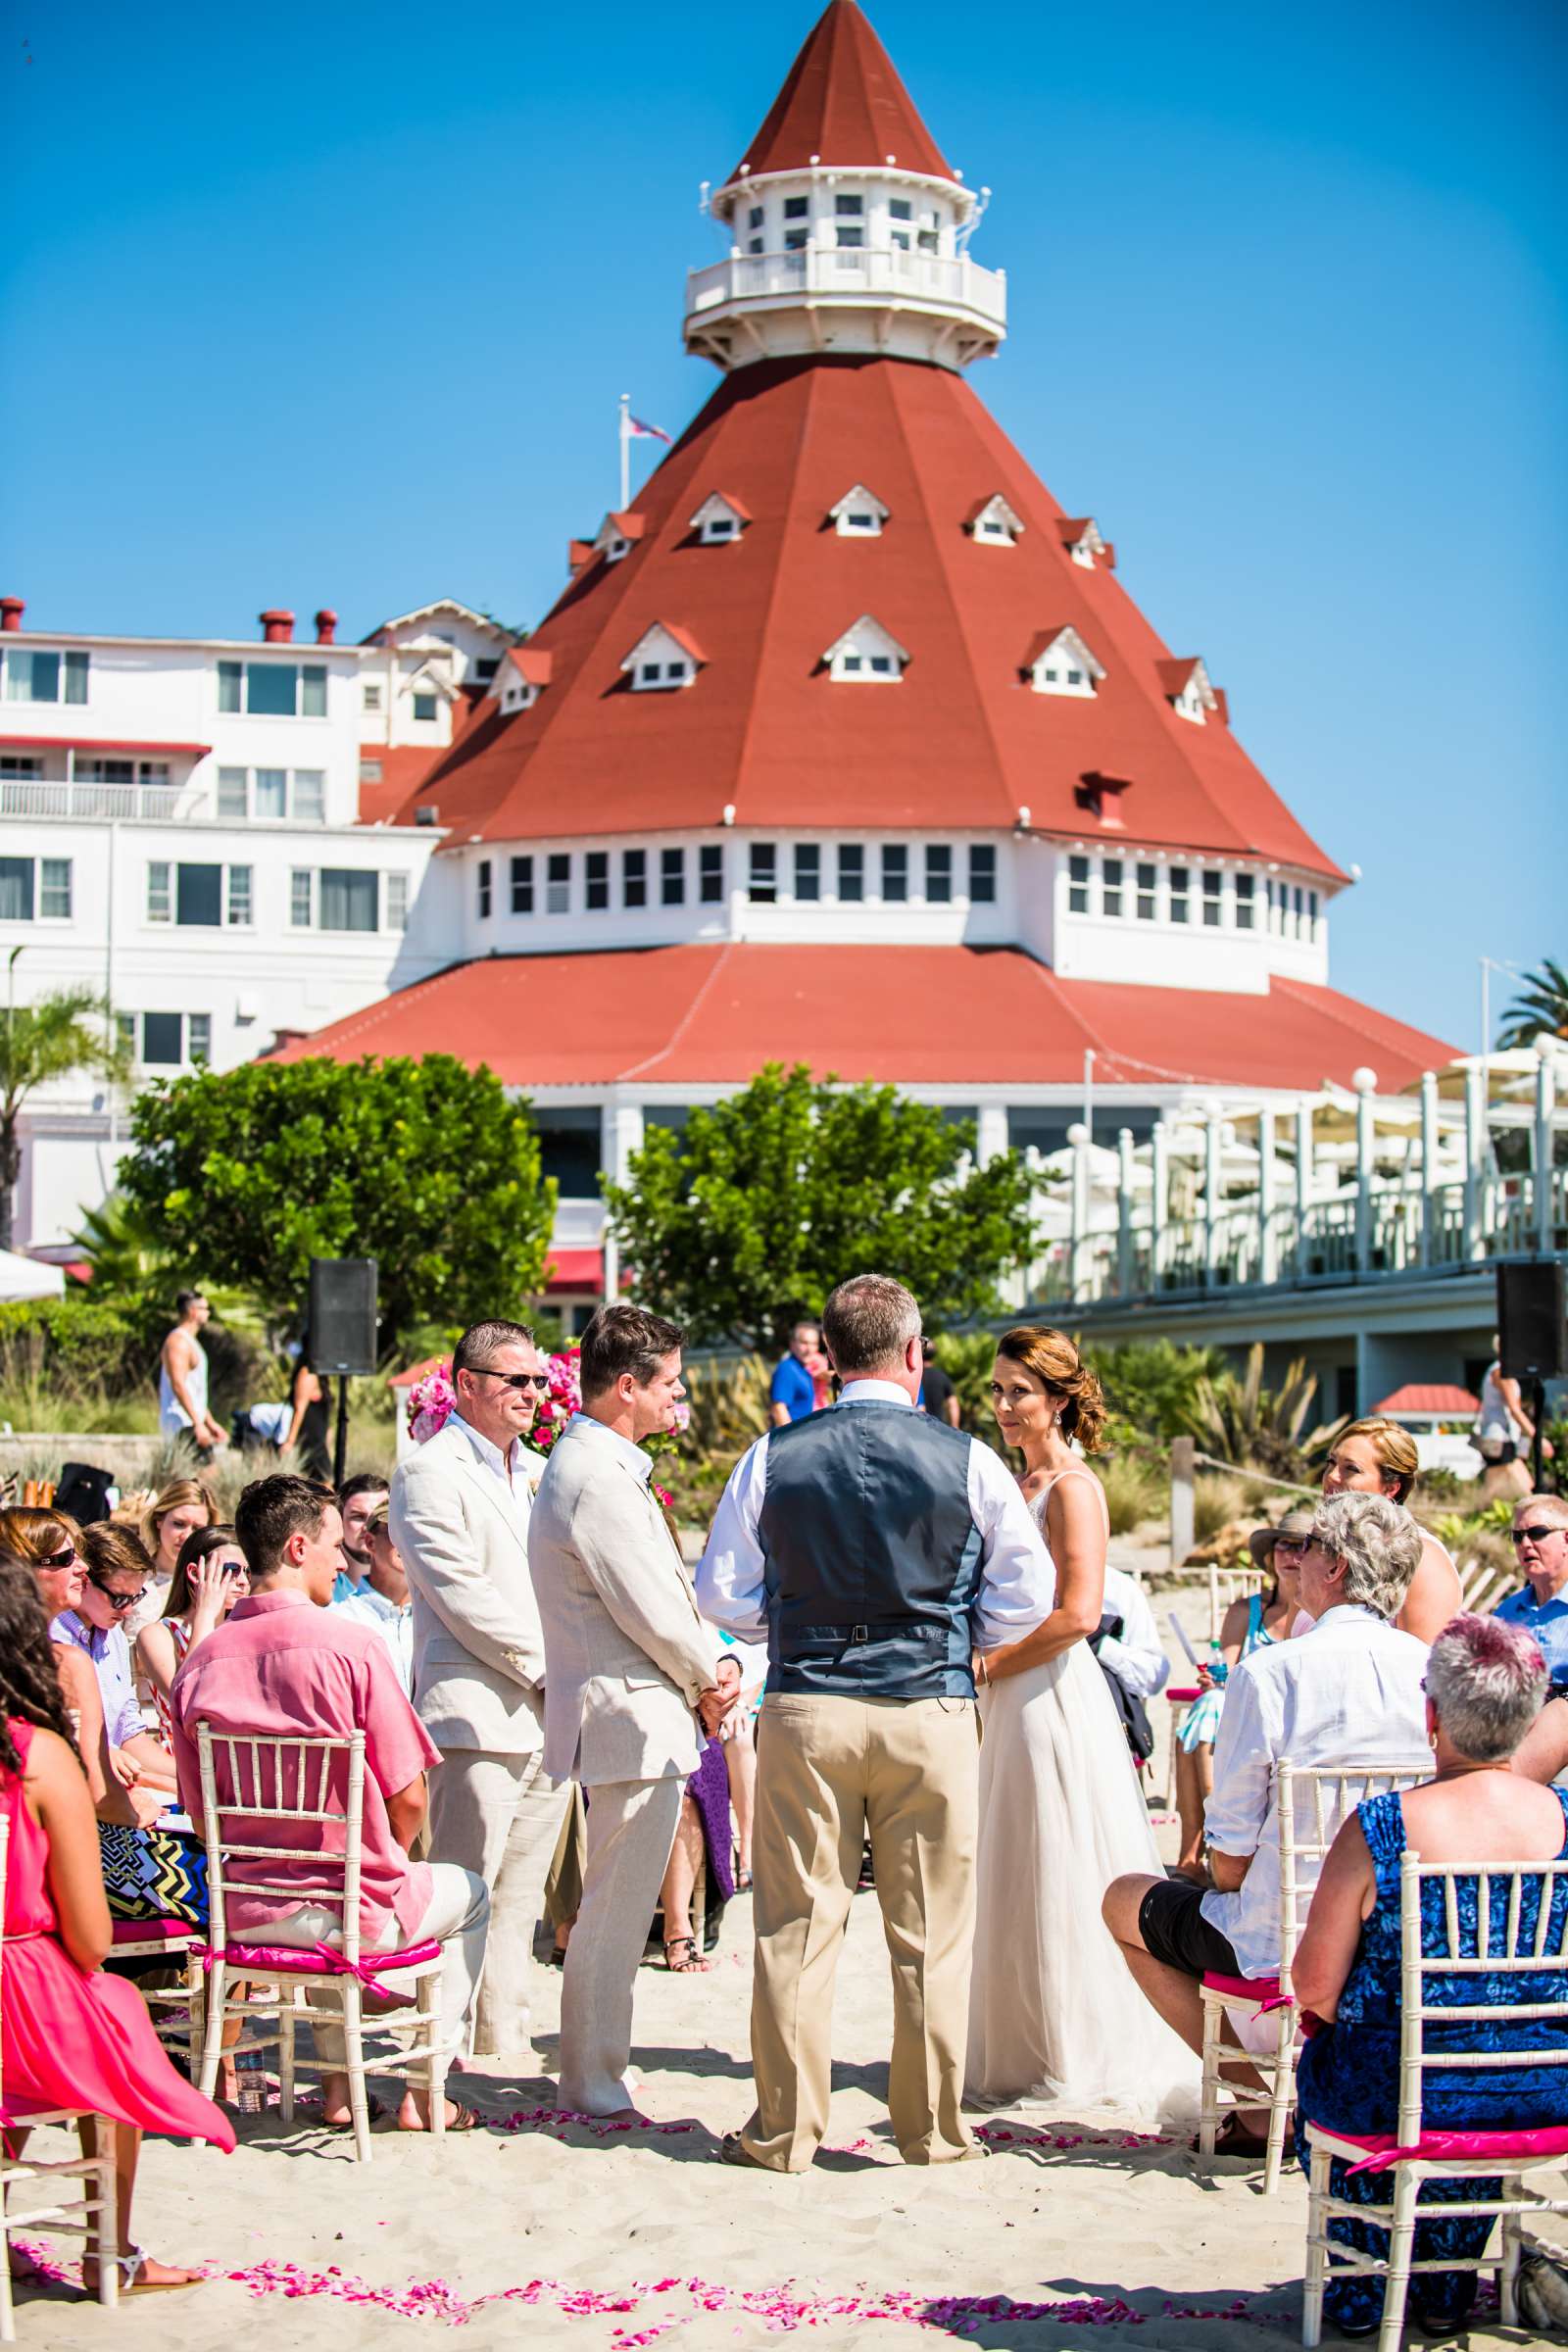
top-left (1093, 1452), bottom-right (1161, 1536)
top-left (1193, 1472), bottom-right (1251, 1544)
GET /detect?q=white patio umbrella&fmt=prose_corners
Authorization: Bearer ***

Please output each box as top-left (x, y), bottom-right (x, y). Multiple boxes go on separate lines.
top-left (0, 1251), bottom-right (66, 1301)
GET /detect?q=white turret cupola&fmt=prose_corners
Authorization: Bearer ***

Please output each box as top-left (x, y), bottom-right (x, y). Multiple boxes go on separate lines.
top-left (684, 0), bottom-right (1005, 375)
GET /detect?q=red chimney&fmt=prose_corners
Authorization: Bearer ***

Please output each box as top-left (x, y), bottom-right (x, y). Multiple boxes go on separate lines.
top-left (0, 597), bottom-right (24, 633)
top-left (259, 609), bottom-right (295, 644)
top-left (314, 608), bottom-right (338, 645)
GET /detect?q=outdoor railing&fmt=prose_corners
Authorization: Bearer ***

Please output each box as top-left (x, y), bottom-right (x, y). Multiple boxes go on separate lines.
top-left (685, 244), bottom-right (1006, 330)
top-left (0, 777), bottom-right (184, 821)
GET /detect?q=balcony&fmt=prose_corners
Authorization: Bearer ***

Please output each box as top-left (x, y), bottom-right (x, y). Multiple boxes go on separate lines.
top-left (684, 244), bottom-right (1006, 367)
top-left (0, 776), bottom-right (186, 822)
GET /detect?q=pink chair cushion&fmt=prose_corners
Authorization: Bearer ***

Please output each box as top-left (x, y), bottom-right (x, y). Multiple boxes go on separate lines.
top-left (1167, 1685), bottom-right (1203, 1704)
top-left (1330, 2125), bottom-right (1568, 2176)
top-left (1201, 1970), bottom-right (1282, 2005)
top-left (111, 1916), bottom-right (197, 1947)
top-left (202, 1936), bottom-right (443, 1982)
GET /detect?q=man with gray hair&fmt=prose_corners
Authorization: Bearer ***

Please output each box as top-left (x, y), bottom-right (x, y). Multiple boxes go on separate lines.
top-left (1102, 1491), bottom-right (1432, 2152)
top-left (391, 1315), bottom-right (565, 2069)
top-left (698, 1271), bottom-right (1054, 2172)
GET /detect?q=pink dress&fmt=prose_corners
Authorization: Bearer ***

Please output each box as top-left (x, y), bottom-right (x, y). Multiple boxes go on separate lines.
top-left (0, 1719), bottom-right (234, 2147)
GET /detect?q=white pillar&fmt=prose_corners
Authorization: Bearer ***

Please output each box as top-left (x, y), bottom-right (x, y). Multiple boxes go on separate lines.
top-left (1420, 1068), bottom-right (1440, 1267)
top-left (1257, 1105), bottom-right (1277, 1285)
top-left (1295, 1100), bottom-right (1314, 1278)
top-left (1352, 1066), bottom-right (1377, 1274)
top-left (1117, 1126), bottom-right (1135, 1295)
top-left (1463, 1061), bottom-right (1487, 1260)
top-left (1204, 1111), bottom-right (1224, 1286)
top-left (1067, 1121), bottom-right (1091, 1299)
top-left (1150, 1118), bottom-right (1168, 1287)
top-left (1536, 1046), bottom-right (1557, 1257)
top-left (975, 1102), bottom-right (1008, 1168)
top-left (601, 1099), bottom-right (645, 1302)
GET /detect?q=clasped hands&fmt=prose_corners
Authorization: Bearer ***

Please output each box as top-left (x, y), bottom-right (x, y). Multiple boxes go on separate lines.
top-left (697, 1683), bottom-right (739, 1739)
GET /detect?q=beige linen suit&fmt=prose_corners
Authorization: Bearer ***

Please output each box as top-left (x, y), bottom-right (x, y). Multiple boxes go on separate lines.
top-left (389, 1415), bottom-right (567, 2062)
top-left (528, 1414), bottom-right (718, 2114)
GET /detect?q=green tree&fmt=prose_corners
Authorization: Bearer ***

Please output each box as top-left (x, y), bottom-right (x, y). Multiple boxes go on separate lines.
top-left (604, 1062), bottom-right (1035, 1348)
top-left (0, 985), bottom-right (129, 1250)
top-left (1495, 958), bottom-right (1568, 1050)
top-left (119, 1054), bottom-right (556, 1354)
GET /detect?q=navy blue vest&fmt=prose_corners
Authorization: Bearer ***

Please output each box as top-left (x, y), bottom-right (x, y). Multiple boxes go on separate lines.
top-left (757, 1401), bottom-right (982, 1699)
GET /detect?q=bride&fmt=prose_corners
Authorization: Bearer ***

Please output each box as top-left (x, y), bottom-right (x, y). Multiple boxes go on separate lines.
top-left (964, 1325), bottom-right (1198, 2123)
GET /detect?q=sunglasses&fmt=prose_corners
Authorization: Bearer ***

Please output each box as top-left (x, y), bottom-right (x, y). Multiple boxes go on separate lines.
top-left (42, 1545), bottom-right (77, 1568)
top-left (1513, 1525), bottom-right (1563, 1546)
top-left (89, 1580), bottom-right (145, 1612)
top-left (1273, 1538), bottom-right (1310, 1553)
top-left (471, 1369), bottom-right (549, 1394)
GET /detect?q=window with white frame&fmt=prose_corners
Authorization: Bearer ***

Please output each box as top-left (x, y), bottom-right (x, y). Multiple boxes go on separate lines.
top-left (1169, 865), bottom-right (1191, 924)
top-left (76, 757), bottom-right (170, 788)
top-left (363, 681), bottom-right (382, 711)
top-left (838, 843), bottom-right (864, 902)
top-left (882, 844), bottom-right (908, 902)
top-left (1136, 861), bottom-right (1157, 921)
top-left (146, 860), bottom-right (252, 928)
top-left (119, 1010), bottom-right (210, 1068)
top-left (217, 765), bottom-right (324, 823)
top-left (968, 495), bottom-right (1023, 547)
top-left (1067, 854), bottom-right (1090, 913)
top-left (1026, 626), bottom-right (1103, 697)
top-left (1202, 868), bottom-right (1223, 927)
top-left (829, 485), bottom-right (889, 538)
top-left (623, 848), bottom-right (647, 908)
top-left (889, 196), bottom-right (912, 250)
top-left (217, 660), bottom-right (327, 717)
top-left (662, 847), bottom-right (685, 906)
top-left (968, 844), bottom-right (996, 904)
top-left (477, 858), bottom-right (492, 919)
top-left (547, 853), bottom-right (570, 915)
top-left (2, 647), bottom-right (88, 704)
top-left (586, 852), bottom-right (610, 911)
top-left (623, 624), bottom-right (701, 692)
top-left (926, 845), bottom-right (953, 903)
top-left (412, 691), bottom-right (439, 722)
top-left (511, 855), bottom-right (533, 913)
top-left (689, 493), bottom-right (748, 546)
top-left (0, 754), bottom-right (41, 779)
top-left (1235, 871), bottom-right (1255, 930)
top-left (823, 614), bottom-right (907, 682)
top-left (834, 191), bottom-right (864, 249)
top-left (699, 844), bottom-right (723, 903)
top-left (288, 869), bottom-right (380, 931)
top-left (0, 856), bottom-right (73, 921)
top-left (385, 872), bottom-right (409, 932)
top-left (749, 842), bottom-right (777, 904)
top-left (794, 843), bottom-right (820, 902)
top-left (1102, 857), bottom-right (1123, 917)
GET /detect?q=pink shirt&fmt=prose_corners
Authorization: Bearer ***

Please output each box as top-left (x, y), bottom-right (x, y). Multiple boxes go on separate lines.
top-left (170, 1589), bottom-right (438, 1949)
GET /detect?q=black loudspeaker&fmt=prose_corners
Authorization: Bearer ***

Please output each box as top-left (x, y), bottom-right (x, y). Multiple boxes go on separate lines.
top-left (308, 1257), bottom-right (379, 1376)
top-left (1497, 1261), bottom-right (1567, 1383)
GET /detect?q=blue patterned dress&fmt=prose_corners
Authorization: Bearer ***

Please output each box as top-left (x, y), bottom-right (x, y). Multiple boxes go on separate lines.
top-left (1296, 1785), bottom-right (1568, 2330)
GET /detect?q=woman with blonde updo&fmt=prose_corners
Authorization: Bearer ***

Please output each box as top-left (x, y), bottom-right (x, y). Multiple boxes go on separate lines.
top-left (964, 1326), bottom-right (1199, 2122)
top-left (122, 1476), bottom-right (217, 1645)
top-left (1318, 1415), bottom-right (1462, 1643)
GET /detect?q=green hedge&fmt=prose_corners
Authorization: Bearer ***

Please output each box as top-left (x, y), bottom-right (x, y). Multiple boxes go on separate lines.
top-left (0, 1297), bottom-right (148, 1393)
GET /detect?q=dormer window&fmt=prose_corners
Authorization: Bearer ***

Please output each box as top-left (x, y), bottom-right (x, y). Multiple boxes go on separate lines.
top-left (966, 494), bottom-right (1024, 547)
top-left (830, 485), bottom-right (889, 538)
top-left (621, 622), bottom-right (705, 692)
top-left (493, 647), bottom-right (553, 714)
top-left (1023, 626), bottom-right (1104, 697)
top-left (1056, 516), bottom-right (1109, 569)
top-left (822, 614), bottom-right (908, 683)
top-left (889, 196), bottom-right (912, 250)
top-left (689, 492), bottom-right (752, 546)
top-left (1156, 657), bottom-right (1218, 725)
top-left (593, 512), bottom-right (645, 565)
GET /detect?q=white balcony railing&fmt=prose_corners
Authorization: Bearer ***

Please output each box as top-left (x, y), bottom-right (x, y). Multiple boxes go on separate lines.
top-left (0, 778), bottom-right (185, 822)
top-left (685, 244), bottom-right (1006, 332)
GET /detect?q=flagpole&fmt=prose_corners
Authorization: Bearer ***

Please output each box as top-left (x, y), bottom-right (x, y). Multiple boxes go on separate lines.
top-left (618, 392), bottom-right (630, 511)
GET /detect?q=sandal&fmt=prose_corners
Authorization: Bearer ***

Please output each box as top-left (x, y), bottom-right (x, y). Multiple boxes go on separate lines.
top-left (86, 2245), bottom-right (201, 2297)
top-left (662, 1936), bottom-right (712, 1974)
top-left (1200, 2112), bottom-right (1294, 2161)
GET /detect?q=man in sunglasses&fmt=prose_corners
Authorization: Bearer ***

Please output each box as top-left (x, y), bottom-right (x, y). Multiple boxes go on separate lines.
top-left (390, 1316), bottom-right (568, 2070)
top-left (53, 1531), bottom-right (179, 1799)
top-left (1494, 1495), bottom-right (1568, 1688)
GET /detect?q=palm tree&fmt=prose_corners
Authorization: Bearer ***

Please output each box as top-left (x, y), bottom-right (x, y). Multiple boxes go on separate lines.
top-left (0, 987), bottom-right (129, 1251)
top-left (1496, 958), bottom-right (1568, 1051)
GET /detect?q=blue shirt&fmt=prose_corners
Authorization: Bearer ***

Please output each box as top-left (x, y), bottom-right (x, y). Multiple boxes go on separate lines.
top-left (1494, 1584), bottom-right (1568, 1681)
top-left (769, 1352), bottom-right (817, 1423)
top-left (50, 1609), bottom-right (145, 1748)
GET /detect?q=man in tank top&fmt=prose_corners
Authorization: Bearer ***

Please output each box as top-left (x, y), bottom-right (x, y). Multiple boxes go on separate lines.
top-left (157, 1289), bottom-right (226, 1456)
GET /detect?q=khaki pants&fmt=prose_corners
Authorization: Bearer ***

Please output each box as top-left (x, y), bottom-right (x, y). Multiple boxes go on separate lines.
top-left (741, 1691), bottom-right (981, 2172)
top-left (427, 1747), bottom-right (568, 2062)
top-left (559, 1775), bottom-right (685, 2117)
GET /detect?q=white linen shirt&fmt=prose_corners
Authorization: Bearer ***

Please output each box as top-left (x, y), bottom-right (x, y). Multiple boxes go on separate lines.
top-left (1200, 1601), bottom-right (1431, 1979)
top-left (696, 1378), bottom-right (1054, 1649)
top-left (336, 1585), bottom-right (416, 1696)
top-left (448, 1410), bottom-right (541, 1539)
top-left (1098, 1565), bottom-right (1170, 1701)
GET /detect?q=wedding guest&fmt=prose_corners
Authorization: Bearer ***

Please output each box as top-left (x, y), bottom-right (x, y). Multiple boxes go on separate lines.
top-left (768, 1319), bottom-right (821, 1427)
top-left (1494, 1495), bottom-right (1568, 1684)
top-left (169, 1473), bottom-right (489, 2132)
top-left (1093, 1560), bottom-right (1170, 1764)
top-left (336, 1502), bottom-right (415, 1695)
top-left (918, 1339), bottom-right (960, 1427)
top-left (715, 1642), bottom-right (763, 1891)
top-left (1293, 1615), bottom-right (1568, 2335)
top-left (1102, 1493), bottom-right (1432, 2155)
top-left (1320, 1417), bottom-right (1462, 1642)
top-left (58, 1523), bottom-right (179, 1795)
top-left (656, 1738), bottom-right (735, 1974)
top-left (391, 1318), bottom-right (564, 2070)
top-left (1474, 1338), bottom-right (1551, 1476)
top-left (124, 1478), bottom-right (217, 1646)
top-left (1173, 1513), bottom-right (1310, 1881)
top-left (0, 1551), bottom-right (233, 2298)
top-left (156, 1288), bottom-right (227, 1457)
top-left (333, 1472), bottom-right (390, 1600)
top-left (135, 1524), bottom-right (251, 1744)
top-left (282, 1347), bottom-right (333, 1480)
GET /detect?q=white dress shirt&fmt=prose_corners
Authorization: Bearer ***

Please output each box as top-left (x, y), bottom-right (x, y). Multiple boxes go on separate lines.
top-left (449, 1409), bottom-right (541, 1537)
top-left (336, 1585), bottom-right (416, 1696)
top-left (1098, 1565), bottom-right (1170, 1701)
top-left (696, 1377), bottom-right (1054, 1649)
top-left (1200, 1601), bottom-right (1431, 1978)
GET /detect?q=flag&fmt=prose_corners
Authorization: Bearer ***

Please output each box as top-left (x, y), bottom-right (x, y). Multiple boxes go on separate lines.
top-left (626, 415), bottom-right (672, 444)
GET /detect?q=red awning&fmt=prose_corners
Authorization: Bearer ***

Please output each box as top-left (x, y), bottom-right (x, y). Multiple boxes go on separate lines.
top-left (544, 1249), bottom-right (604, 1290)
top-left (0, 735), bottom-right (212, 756)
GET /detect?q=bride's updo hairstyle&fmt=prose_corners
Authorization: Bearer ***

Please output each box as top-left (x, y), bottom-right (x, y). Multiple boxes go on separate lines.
top-left (995, 1327), bottom-right (1108, 1454)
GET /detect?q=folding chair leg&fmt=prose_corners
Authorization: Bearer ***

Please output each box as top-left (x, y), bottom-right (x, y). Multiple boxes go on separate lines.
top-left (1197, 1994), bottom-right (1223, 2167)
top-left (278, 1996), bottom-right (296, 2123)
top-left (1498, 2183), bottom-right (1523, 2328)
top-left (184, 1951), bottom-right (205, 2078)
top-left (1301, 2142), bottom-right (1330, 2348)
top-left (87, 2116), bottom-right (119, 2312)
top-left (1262, 2009), bottom-right (1296, 2197)
top-left (0, 2181), bottom-right (16, 2345)
top-left (1376, 2168), bottom-right (1418, 2352)
top-left (197, 1961), bottom-right (229, 2101)
top-left (344, 1986), bottom-right (372, 2164)
top-left (418, 1977), bottom-right (446, 2139)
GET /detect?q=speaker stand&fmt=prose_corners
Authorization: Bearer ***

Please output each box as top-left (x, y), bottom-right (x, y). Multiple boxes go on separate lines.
top-left (1531, 1375), bottom-right (1546, 1494)
top-left (333, 1375), bottom-right (351, 1490)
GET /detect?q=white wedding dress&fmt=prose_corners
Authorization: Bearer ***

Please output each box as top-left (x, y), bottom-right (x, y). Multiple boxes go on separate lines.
top-left (964, 1470), bottom-right (1200, 2124)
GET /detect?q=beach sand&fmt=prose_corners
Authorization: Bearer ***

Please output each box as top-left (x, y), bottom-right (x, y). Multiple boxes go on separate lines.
top-left (12, 1581), bottom-right (1560, 2347)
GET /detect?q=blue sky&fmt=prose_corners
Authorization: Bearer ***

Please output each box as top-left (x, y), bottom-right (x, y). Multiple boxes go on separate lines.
top-left (3, 0), bottom-right (1563, 1049)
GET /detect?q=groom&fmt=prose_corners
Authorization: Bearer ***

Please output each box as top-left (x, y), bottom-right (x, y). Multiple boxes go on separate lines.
top-left (697, 1272), bottom-right (1053, 2171)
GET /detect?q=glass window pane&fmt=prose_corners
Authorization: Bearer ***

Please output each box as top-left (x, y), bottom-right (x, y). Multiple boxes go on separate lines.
top-left (699, 845), bottom-right (722, 904)
top-left (749, 842), bottom-right (776, 904)
top-left (141, 1011), bottom-right (183, 1065)
top-left (293, 769), bottom-right (325, 822)
top-left (40, 858), bottom-right (71, 918)
top-left (386, 872), bottom-right (409, 931)
top-left (586, 852), bottom-right (609, 911)
top-left (968, 846), bottom-right (995, 904)
top-left (547, 853), bottom-right (570, 914)
top-left (882, 845), bottom-right (907, 902)
top-left (226, 865), bottom-right (253, 925)
top-left (794, 844), bottom-right (819, 901)
top-left (511, 855), bottom-right (533, 914)
top-left (246, 662), bottom-right (297, 716)
top-left (290, 870), bottom-right (313, 927)
top-left (477, 858), bottom-right (492, 917)
top-left (319, 868), bottom-right (377, 931)
top-left (926, 846), bottom-right (952, 903)
top-left (146, 861), bottom-right (172, 922)
top-left (217, 767), bottom-right (248, 821)
top-left (0, 858), bottom-right (34, 920)
top-left (117, 1012), bottom-right (135, 1058)
top-left (254, 767), bottom-right (287, 820)
top-left (63, 650), bottom-right (89, 704)
top-left (662, 847), bottom-right (685, 906)
top-left (175, 863), bottom-right (222, 927)
top-left (413, 692), bottom-right (438, 722)
top-left (188, 1013), bottom-right (211, 1064)
top-left (26, 651), bottom-right (59, 702)
top-left (839, 844), bottom-right (864, 902)
top-left (301, 664), bottom-right (327, 717)
top-left (623, 849), bottom-right (646, 908)
top-left (217, 660), bottom-right (242, 712)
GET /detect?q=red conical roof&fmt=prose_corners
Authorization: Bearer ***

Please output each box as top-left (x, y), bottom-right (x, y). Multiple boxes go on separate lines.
top-left (394, 353), bottom-right (1345, 884)
top-left (729, 0), bottom-right (954, 184)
